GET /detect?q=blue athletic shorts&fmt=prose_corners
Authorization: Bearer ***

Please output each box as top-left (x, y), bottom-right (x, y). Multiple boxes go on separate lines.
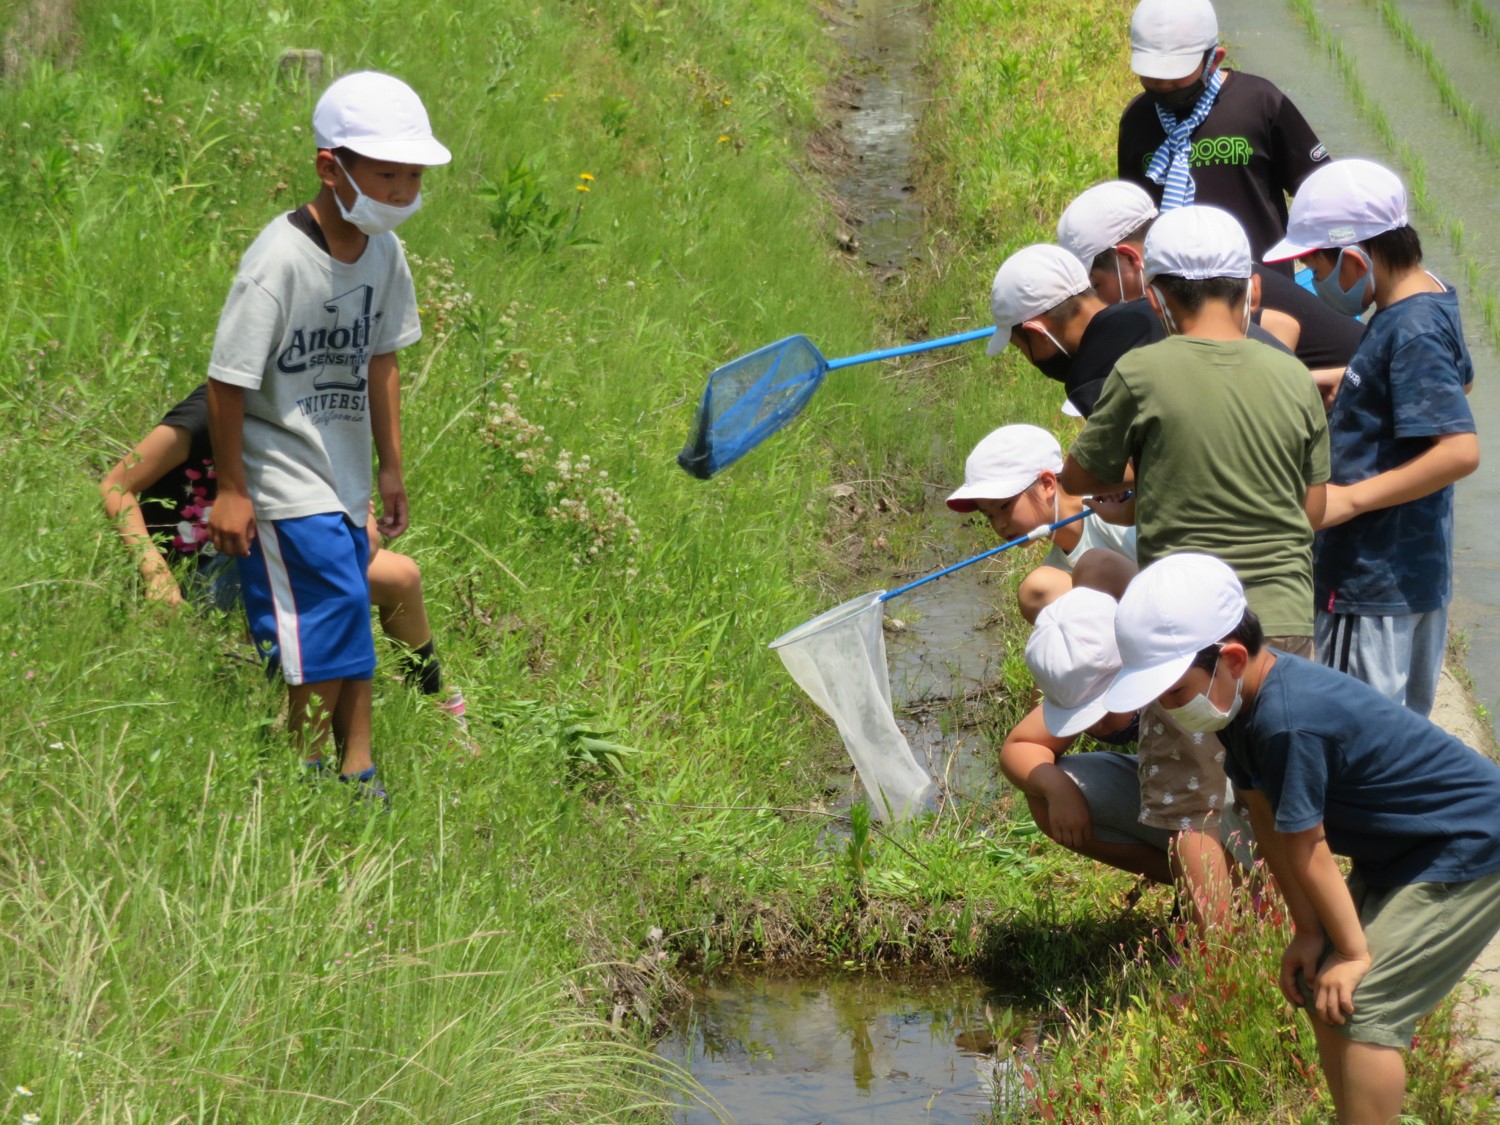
top-left (238, 513), bottom-right (374, 686)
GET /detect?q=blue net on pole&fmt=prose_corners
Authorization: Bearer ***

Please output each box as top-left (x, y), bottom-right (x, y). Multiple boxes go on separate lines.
top-left (677, 335), bottom-right (828, 479)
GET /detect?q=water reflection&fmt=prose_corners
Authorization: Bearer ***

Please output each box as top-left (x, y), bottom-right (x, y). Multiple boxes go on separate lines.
top-left (660, 974), bottom-right (1040, 1124)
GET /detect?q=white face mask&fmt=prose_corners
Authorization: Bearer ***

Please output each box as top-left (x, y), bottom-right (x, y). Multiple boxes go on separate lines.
top-left (1165, 656), bottom-right (1243, 733)
top-left (1149, 283), bottom-right (1179, 336)
top-left (335, 158), bottom-right (422, 236)
top-left (1115, 249), bottom-right (1144, 302)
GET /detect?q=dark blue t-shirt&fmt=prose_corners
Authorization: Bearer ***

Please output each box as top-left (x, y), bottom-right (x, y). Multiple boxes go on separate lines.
top-left (1315, 287), bottom-right (1475, 615)
top-left (1223, 653), bottom-right (1500, 886)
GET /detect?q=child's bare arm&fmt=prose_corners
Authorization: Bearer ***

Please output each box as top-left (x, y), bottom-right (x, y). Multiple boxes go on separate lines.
top-left (367, 351), bottom-right (408, 539)
top-left (1241, 790), bottom-right (1327, 1004)
top-left (1280, 820), bottom-right (1371, 1025)
top-left (207, 379), bottom-right (256, 557)
top-left (1001, 706), bottom-right (1092, 848)
top-left (1317, 431), bottom-right (1479, 529)
top-left (1059, 453), bottom-right (1125, 497)
top-left (100, 425), bottom-right (193, 605)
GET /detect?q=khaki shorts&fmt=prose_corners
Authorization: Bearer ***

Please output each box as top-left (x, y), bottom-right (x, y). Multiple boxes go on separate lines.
top-left (1136, 702), bottom-right (1231, 831)
top-left (1265, 634), bottom-right (1314, 659)
top-left (1297, 867), bottom-right (1500, 1049)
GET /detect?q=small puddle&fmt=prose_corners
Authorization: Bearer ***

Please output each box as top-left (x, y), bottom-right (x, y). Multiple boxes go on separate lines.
top-left (659, 974), bottom-right (1042, 1124)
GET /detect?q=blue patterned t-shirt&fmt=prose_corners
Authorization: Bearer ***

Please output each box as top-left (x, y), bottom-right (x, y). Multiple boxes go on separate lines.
top-left (1224, 653), bottom-right (1500, 887)
top-left (1315, 287), bottom-right (1475, 615)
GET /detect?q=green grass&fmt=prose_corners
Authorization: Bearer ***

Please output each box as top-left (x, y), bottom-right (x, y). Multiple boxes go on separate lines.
top-left (4, 0), bottom-right (1497, 1121)
top-left (1284, 0), bottom-right (1500, 348)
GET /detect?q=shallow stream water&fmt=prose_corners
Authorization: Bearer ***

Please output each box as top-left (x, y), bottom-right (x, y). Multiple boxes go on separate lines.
top-left (658, 974), bottom-right (1039, 1124)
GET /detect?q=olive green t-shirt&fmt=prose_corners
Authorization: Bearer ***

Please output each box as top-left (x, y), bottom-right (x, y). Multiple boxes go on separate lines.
top-left (1069, 336), bottom-right (1330, 636)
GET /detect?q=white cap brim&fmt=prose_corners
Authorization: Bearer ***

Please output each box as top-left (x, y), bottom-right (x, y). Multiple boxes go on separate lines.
top-left (985, 331), bottom-right (1009, 357)
top-left (1262, 235), bottom-right (1319, 264)
top-left (1043, 692), bottom-right (1111, 738)
top-left (1061, 398), bottom-right (1083, 418)
top-left (335, 136), bottom-right (453, 166)
top-left (1131, 49), bottom-right (1204, 81)
top-left (946, 470), bottom-right (1038, 511)
top-left (1102, 652), bottom-right (1193, 713)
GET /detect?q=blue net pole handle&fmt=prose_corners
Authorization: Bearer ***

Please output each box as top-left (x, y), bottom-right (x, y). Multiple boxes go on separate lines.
top-left (878, 494), bottom-right (1132, 603)
top-left (824, 327), bottom-right (996, 372)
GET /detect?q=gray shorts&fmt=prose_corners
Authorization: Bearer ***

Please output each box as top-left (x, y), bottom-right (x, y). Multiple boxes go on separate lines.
top-left (1056, 750), bottom-right (1256, 868)
top-left (1296, 867), bottom-right (1500, 1049)
top-left (1056, 751), bottom-right (1172, 852)
top-left (1316, 608), bottom-right (1446, 718)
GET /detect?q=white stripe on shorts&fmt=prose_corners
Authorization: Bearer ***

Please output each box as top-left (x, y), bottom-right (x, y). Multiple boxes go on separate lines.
top-left (256, 522), bottom-right (304, 684)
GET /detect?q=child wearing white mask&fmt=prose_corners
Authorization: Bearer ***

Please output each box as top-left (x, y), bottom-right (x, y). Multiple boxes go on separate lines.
top-left (1264, 159), bottom-right (1479, 718)
top-left (1108, 551), bottom-right (1500, 1125)
top-left (205, 71), bottom-right (451, 799)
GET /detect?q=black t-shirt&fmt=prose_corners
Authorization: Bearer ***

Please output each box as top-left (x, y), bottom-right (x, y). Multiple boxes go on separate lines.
top-left (1253, 263), bottom-right (1365, 370)
top-left (138, 212), bottom-right (325, 559)
top-left (136, 384), bottom-right (217, 560)
top-left (1064, 299), bottom-right (1164, 417)
top-left (1118, 71), bottom-right (1329, 272)
top-left (1059, 300), bottom-right (1290, 417)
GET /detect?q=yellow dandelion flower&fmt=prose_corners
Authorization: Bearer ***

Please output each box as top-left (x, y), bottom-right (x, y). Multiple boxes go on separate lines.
top-left (579, 173), bottom-right (595, 181)
top-left (717, 134), bottom-right (731, 144)
top-left (576, 184), bottom-right (590, 192)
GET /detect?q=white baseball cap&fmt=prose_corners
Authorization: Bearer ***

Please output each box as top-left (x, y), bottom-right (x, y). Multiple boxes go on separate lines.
top-left (314, 71), bottom-right (452, 166)
top-left (1143, 205), bottom-right (1252, 281)
top-left (987, 245), bottom-right (1092, 356)
top-left (1131, 0), bottom-right (1219, 80)
top-left (1102, 553), bottom-right (1248, 713)
top-left (1026, 588), bottom-right (1124, 737)
top-left (1057, 182), bottom-right (1159, 266)
top-left (1262, 158), bottom-right (1408, 263)
top-left (946, 424), bottom-right (1063, 512)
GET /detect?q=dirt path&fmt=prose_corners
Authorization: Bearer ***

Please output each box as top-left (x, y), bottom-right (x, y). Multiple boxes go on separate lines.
top-left (1428, 667), bottom-right (1500, 1089)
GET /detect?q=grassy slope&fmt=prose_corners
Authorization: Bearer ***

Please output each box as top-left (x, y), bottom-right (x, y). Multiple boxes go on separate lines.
top-left (0, 0), bottom-right (936, 1119)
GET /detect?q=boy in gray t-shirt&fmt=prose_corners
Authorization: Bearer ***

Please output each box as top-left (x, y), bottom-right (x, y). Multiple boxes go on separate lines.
top-left (207, 72), bottom-right (451, 797)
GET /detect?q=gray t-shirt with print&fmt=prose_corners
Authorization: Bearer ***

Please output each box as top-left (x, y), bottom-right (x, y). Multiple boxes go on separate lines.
top-left (206, 214), bottom-right (421, 522)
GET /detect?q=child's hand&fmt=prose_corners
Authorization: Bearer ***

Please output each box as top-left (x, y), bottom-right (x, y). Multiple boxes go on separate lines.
top-left (377, 468), bottom-right (409, 539)
top-left (209, 491), bottom-right (257, 557)
top-left (1037, 775), bottom-right (1093, 850)
top-left (1313, 949), bottom-right (1371, 1025)
top-left (1084, 492), bottom-right (1136, 526)
top-left (1278, 930), bottom-right (1324, 1007)
top-left (1315, 484), bottom-right (1360, 529)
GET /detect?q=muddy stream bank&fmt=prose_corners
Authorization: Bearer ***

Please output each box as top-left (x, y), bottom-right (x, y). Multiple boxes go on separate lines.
top-left (659, 1), bottom-right (1024, 1120)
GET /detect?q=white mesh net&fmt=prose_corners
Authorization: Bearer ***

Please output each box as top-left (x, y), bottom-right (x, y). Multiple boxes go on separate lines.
top-left (770, 592), bottom-right (934, 821)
